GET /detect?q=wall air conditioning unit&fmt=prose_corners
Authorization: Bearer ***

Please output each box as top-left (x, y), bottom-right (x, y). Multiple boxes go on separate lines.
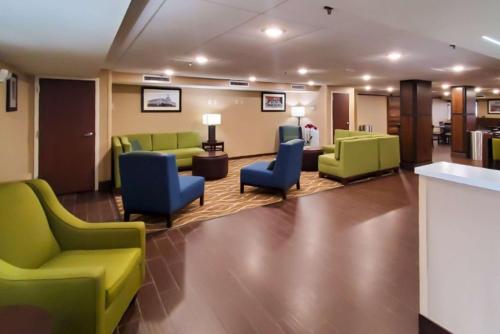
top-left (291, 84), bottom-right (306, 90)
top-left (229, 80), bottom-right (249, 87)
top-left (0, 69), bottom-right (12, 82)
top-left (142, 74), bottom-right (171, 84)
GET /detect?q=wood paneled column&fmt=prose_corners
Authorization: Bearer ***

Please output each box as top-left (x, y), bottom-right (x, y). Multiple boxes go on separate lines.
top-left (399, 80), bottom-right (433, 169)
top-left (451, 86), bottom-right (476, 157)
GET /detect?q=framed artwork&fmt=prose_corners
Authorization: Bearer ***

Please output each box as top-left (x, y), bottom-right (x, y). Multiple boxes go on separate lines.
top-left (6, 73), bottom-right (17, 112)
top-left (141, 87), bottom-right (182, 112)
top-left (488, 100), bottom-right (500, 114)
top-left (261, 92), bottom-right (286, 112)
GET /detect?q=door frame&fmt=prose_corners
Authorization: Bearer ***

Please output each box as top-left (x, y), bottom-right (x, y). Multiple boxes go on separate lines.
top-left (34, 76), bottom-right (100, 191)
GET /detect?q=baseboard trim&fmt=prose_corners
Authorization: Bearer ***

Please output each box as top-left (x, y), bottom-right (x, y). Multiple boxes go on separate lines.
top-left (229, 152), bottom-right (276, 160)
top-left (419, 315), bottom-right (452, 334)
top-left (98, 180), bottom-right (113, 192)
top-left (400, 160), bottom-right (433, 170)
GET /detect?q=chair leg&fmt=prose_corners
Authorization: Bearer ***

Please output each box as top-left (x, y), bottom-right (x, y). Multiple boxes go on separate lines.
top-left (166, 214), bottom-right (172, 228)
top-left (200, 195), bottom-right (204, 206)
top-left (296, 181), bottom-right (300, 190)
top-left (240, 183), bottom-right (244, 194)
top-left (124, 211), bottom-right (130, 222)
top-left (281, 190), bottom-right (287, 200)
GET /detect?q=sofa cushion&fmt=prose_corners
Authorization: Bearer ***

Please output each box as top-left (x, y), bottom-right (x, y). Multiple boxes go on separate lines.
top-left (157, 147), bottom-right (204, 159)
top-left (152, 133), bottom-right (177, 150)
top-left (0, 183), bottom-right (60, 269)
top-left (322, 144), bottom-right (335, 154)
top-left (130, 139), bottom-right (143, 151)
top-left (121, 134), bottom-right (152, 151)
top-left (318, 154), bottom-right (339, 167)
top-left (41, 248), bottom-right (142, 306)
top-left (177, 132), bottom-right (201, 149)
top-left (334, 129), bottom-right (350, 140)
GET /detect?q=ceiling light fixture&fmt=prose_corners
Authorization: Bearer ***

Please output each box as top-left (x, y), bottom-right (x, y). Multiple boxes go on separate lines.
top-left (365, 85), bottom-right (371, 91)
top-left (444, 91), bottom-right (450, 97)
top-left (362, 74), bottom-right (371, 81)
top-left (475, 87), bottom-right (482, 93)
top-left (388, 52), bottom-right (402, 61)
top-left (298, 68), bottom-right (308, 75)
top-left (387, 86), bottom-right (394, 92)
top-left (308, 80), bottom-right (315, 86)
top-left (249, 76), bottom-right (256, 82)
top-left (195, 55), bottom-right (208, 64)
top-left (441, 83), bottom-right (450, 89)
top-left (493, 89), bottom-right (500, 94)
top-left (264, 27), bottom-right (284, 38)
top-left (452, 65), bottom-right (464, 72)
top-left (482, 35), bottom-right (500, 46)
top-left (164, 69), bottom-right (174, 76)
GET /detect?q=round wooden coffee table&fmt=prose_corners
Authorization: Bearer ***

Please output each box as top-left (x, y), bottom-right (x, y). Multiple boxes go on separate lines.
top-left (302, 147), bottom-right (324, 171)
top-left (192, 151), bottom-right (228, 180)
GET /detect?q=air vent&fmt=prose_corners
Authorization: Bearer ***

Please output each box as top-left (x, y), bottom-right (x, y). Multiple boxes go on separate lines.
top-left (143, 74), bottom-right (171, 83)
top-left (229, 80), bottom-right (249, 87)
top-left (291, 84), bottom-right (306, 90)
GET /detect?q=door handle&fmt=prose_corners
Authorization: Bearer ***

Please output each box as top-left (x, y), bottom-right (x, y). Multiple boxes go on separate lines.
top-left (83, 132), bottom-right (94, 137)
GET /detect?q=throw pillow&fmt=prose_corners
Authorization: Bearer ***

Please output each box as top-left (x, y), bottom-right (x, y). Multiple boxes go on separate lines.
top-left (130, 139), bottom-right (143, 151)
top-left (267, 160), bottom-right (276, 171)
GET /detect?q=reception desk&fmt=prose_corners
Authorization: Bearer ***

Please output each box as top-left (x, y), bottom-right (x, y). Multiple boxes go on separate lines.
top-left (415, 162), bottom-right (500, 334)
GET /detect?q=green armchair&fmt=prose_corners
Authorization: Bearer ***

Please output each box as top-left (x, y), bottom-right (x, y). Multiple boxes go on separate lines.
top-left (0, 179), bottom-right (145, 334)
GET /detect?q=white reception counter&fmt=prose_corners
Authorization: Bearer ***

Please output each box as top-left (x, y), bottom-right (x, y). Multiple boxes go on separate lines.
top-left (415, 162), bottom-right (500, 334)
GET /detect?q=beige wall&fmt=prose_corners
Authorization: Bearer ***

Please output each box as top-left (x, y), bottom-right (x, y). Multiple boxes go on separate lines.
top-left (356, 94), bottom-right (387, 133)
top-left (112, 84), bottom-right (326, 158)
top-left (477, 100), bottom-right (500, 119)
top-left (0, 62), bottom-right (34, 182)
top-left (98, 70), bottom-right (113, 181)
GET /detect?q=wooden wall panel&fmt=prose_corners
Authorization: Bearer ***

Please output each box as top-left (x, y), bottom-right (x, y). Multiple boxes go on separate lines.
top-left (451, 86), bottom-right (476, 156)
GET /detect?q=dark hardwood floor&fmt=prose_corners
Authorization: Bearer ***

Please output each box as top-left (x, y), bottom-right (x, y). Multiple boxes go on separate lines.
top-left (58, 144), bottom-right (472, 334)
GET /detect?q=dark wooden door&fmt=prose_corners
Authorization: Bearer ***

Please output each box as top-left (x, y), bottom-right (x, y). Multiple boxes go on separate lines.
top-left (332, 93), bottom-right (349, 132)
top-left (39, 79), bottom-right (95, 194)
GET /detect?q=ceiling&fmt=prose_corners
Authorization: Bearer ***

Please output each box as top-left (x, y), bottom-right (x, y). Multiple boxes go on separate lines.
top-left (0, 0), bottom-right (131, 76)
top-left (1, 0), bottom-right (500, 96)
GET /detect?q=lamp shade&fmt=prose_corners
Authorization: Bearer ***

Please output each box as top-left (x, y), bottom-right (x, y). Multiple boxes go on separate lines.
top-left (291, 106), bottom-right (305, 117)
top-left (202, 113), bottom-right (221, 125)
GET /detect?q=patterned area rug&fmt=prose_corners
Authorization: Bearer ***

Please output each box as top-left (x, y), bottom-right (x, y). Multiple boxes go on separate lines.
top-left (114, 155), bottom-right (343, 229)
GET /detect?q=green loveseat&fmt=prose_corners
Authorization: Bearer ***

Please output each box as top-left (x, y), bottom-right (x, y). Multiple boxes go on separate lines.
top-left (0, 179), bottom-right (145, 334)
top-left (112, 131), bottom-right (204, 188)
top-left (319, 131), bottom-right (400, 183)
top-left (322, 129), bottom-right (377, 153)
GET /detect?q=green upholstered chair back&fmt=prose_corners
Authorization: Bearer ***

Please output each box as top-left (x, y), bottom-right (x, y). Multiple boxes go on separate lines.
top-left (0, 182), bottom-right (60, 269)
top-left (493, 138), bottom-right (500, 161)
top-left (334, 129), bottom-right (350, 140)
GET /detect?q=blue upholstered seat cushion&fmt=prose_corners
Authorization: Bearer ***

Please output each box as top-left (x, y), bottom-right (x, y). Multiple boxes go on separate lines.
top-left (240, 162), bottom-right (275, 186)
top-left (179, 175), bottom-right (205, 203)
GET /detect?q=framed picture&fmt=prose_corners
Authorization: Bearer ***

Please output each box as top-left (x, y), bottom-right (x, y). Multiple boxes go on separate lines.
top-left (141, 87), bottom-right (181, 112)
top-left (488, 100), bottom-right (500, 114)
top-left (6, 73), bottom-right (17, 112)
top-left (261, 92), bottom-right (286, 112)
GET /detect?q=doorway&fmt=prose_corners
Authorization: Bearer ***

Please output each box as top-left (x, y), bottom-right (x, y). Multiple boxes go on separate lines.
top-left (37, 78), bottom-right (97, 194)
top-left (332, 93), bottom-right (350, 134)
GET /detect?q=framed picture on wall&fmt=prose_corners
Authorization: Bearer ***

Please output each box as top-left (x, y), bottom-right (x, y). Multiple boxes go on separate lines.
top-left (488, 100), bottom-right (500, 114)
top-left (6, 73), bottom-right (17, 112)
top-left (261, 92), bottom-right (286, 112)
top-left (141, 86), bottom-right (182, 112)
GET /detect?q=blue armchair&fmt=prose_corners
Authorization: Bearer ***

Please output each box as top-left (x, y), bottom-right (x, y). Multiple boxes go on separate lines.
top-left (119, 152), bottom-right (205, 227)
top-left (279, 125), bottom-right (303, 143)
top-left (240, 139), bottom-right (305, 199)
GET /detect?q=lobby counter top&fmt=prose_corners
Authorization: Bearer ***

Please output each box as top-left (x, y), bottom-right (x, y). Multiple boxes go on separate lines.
top-left (415, 161), bottom-right (500, 192)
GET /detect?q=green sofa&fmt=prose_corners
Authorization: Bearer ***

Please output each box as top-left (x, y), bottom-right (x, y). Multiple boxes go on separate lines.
top-left (112, 131), bottom-right (204, 188)
top-left (319, 130), bottom-right (400, 183)
top-left (0, 179), bottom-right (146, 334)
top-left (322, 129), bottom-right (377, 153)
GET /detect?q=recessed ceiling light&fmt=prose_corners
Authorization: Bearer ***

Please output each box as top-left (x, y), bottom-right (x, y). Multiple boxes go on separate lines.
top-left (493, 89), bottom-right (500, 94)
top-left (475, 87), bottom-right (482, 93)
top-left (387, 86), bottom-right (394, 92)
top-left (195, 55), bottom-right (208, 64)
top-left (452, 65), bottom-right (464, 72)
top-left (388, 52), bottom-right (402, 61)
top-left (444, 91), bottom-right (450, 96)
top-left (249, 76), bottom-right (256, 82)
top-left (298, 68), bottom-right (308, 75)
top-left (362, 74), bottom-right (371, 81)
top-left (365, 85), bottom-right (371, 91)
top-left (442, 83), bottom-right (450, 89)
top-left (164, 69), bottom-right (174, 76)
top-left (482, 35), bottom-right (500, 47)
top-left (264, 27), bottom-right (284, 38)
top-left (308, 80), bottom-right (315, 86)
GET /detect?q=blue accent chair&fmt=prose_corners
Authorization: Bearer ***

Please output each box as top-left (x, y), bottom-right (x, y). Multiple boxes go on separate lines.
top-left (279, 125), bottom-right (303, 143)
top-left (240, 139), bottom-right (305, 199)
top-left (119, 152), bottom-right (205, 227)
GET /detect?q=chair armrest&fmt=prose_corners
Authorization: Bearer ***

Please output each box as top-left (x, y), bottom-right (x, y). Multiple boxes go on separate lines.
top-left (112, 137), bottom-right (124, 188)
top-left (25, 179), bottom-right (145, 252)
top-left (121, 136), bottom-right (132, 153)
top-left (0, 259), bottom-right (106, 334)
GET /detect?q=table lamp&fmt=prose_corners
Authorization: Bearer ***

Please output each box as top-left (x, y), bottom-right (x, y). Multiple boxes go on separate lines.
top-left (202, 113), bottom-right (221, 143)
top-left (291, 106), bottom-right (305, 126)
